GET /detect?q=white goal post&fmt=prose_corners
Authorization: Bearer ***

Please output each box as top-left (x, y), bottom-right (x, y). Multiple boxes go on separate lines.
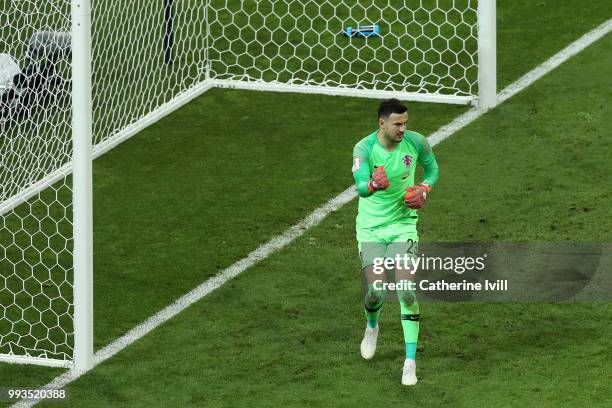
top-left (0, 0), bottom-right (496, 370)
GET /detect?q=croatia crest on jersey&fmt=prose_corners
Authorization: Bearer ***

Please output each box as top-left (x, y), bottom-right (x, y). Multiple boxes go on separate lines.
top-left (403, 154), bottom-right (413, 168)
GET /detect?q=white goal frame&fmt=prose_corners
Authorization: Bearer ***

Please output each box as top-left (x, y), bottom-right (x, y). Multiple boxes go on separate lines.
top-left (0, 0), bottom-right (496, 371)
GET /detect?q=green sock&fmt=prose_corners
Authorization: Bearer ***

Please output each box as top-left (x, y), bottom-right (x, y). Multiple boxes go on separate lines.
top-left (398, 285), bottom-right (420, 360)
top-left (364, 284), bottom-right (385, 328)
top-left (405, 342), bottom-right (417, 360)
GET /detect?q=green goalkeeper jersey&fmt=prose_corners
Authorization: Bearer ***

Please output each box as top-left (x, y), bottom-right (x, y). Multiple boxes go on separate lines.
top-left (352, 130), bottom-right (439, 231)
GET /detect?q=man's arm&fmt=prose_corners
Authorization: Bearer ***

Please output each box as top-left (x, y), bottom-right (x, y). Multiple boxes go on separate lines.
top-left (353, 138), bottom-right (390, 197)
top-left (353, 140), bottom-right (392, 197)
top-left (404, 133), bottom-right (439, 209)
top-left (417, 136), bottom-right (439, 188)
top-left (353, 156), bottom-right (374, 197)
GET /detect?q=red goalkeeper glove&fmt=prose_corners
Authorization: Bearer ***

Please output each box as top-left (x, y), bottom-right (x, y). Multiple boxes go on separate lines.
top-left (368, 166), bottom-right (390, 192)
top-left (404, 184), bottom-right (430, 209)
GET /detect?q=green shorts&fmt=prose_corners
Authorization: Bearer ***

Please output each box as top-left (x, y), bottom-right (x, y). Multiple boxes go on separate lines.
top-left (357, 223), bottom-right (419, 269)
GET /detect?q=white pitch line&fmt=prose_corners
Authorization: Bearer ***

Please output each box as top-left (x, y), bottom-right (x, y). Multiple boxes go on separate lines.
top-left (11, 16), bottom-right (612, 408)
top-left (498, 18), bottom-right (612, 104)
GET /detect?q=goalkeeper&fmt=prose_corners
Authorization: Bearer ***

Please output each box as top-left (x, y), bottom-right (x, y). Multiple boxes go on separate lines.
top-left (352, 98), bottom-right (439, 385)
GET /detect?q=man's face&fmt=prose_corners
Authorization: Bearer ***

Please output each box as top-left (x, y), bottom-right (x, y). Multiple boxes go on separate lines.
top-left (379, 112), bottom-right (408, 143)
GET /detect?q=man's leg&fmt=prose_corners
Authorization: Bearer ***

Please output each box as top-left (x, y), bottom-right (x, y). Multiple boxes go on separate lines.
top-left (362, 265), bottom-right (386, 329)
top-left (397, 280), bottom-right (419, 386)
top-left (386, 230), bottom-right (420, 385)
top-left (358, 240), bottom-right (387, 359)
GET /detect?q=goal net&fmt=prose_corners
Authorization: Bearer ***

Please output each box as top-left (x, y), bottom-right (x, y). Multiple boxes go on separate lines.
top-left (208, 0), bottom-right (480, 104)
top-left (0, 0), bottom-right (494, 368)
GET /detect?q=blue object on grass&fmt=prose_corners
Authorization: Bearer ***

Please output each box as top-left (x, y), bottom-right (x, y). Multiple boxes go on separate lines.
top-left (343, 24), bottom-right (381, 38)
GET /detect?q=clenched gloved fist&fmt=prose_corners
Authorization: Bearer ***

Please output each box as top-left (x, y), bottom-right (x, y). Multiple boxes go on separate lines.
top-left (368, 166), bottom-right (390, 192)
top-left (404, 184), bottom-right (430, 209)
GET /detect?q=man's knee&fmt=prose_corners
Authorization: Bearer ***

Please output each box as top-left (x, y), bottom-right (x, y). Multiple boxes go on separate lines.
top-left (397, 289), bottom-right (417, 306)
top-left (364, 285), bottom-right (385, 310)
top-left (397, 282), bottom-right (419, 313)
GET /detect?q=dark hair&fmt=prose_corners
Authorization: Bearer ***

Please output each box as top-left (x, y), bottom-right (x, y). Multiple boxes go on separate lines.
top-left (378, 98), bottom-right (407, 119)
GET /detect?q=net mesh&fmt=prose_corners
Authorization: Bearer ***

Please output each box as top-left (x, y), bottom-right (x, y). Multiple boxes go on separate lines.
top-left (209, 0), bottom-right (478, 96)
top-left (1, 0), bottom-right (73, 362)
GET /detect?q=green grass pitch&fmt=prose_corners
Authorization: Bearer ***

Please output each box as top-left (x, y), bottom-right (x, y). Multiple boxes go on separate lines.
top-left (1, 0), bottom-right (612, 406)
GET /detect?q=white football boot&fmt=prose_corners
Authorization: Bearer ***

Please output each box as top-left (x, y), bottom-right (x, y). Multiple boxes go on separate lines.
top-left (360, 325), bottom-right (379, 360)
top-left (401, 359), bottom-right (418, 385)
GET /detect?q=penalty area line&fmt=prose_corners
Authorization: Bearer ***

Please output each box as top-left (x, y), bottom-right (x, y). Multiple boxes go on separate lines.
top-left (11, 16), bottom-right (612, 408)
